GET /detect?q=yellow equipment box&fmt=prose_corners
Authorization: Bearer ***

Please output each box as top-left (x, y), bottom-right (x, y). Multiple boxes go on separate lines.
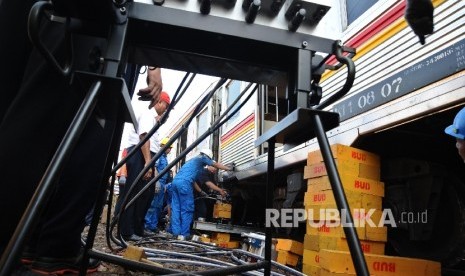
top-left (307, 174), bottom-right (385, 197)
top-left (211, 232), bottom-right (230, 242)
top-left (307, 144), bottom-right (380, 166)
top-left (276, 250), bottom-right (300, 267)
top-left (276, 239), bottom-right (304, 256)
top-left (302, 263), bottom-right (321, 276)
top-left (213, 203), bottom-right (232, 219)
top-left (319, 249), bottom-right (441, 276)
top-left (304, 159), bottom-right (380, 180)
top-left (304, 236), bottom-right (385, 255)
top-left (212, 240), bottom-right (240, 249)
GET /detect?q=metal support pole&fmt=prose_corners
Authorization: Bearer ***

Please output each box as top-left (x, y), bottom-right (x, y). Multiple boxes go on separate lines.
top-left (311, 113), bottom-right (369, 276)
top-left (0, 81), bottom-right (103, 275)
top-left (79, 105), bottom-right (126, 275)
top-left (295, 49), bottom-right (312, 108)
top-left (264, 138), bottom-right (275, 276)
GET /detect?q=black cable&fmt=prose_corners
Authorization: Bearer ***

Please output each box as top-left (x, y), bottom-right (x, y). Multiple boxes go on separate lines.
top-left (126, 83), bottom-right (257, 210)
top-left (111, 77), bottom-right (226, 246)
top-left (108, 72), bottom-right (194, 248)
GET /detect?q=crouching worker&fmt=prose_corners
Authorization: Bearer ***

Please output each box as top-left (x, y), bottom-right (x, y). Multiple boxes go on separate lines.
top-left (170, 149), bottom-right (233, 239)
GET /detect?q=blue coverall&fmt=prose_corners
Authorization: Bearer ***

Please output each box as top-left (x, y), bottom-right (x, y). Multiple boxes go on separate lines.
top-left (170, 155), bottom-right (214, 236)
top-left (145, 152), bottom-right (169, 231)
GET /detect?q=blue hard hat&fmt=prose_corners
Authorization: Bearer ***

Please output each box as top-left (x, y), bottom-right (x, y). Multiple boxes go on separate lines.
top-left (445, 107), bottom-right (465, 140)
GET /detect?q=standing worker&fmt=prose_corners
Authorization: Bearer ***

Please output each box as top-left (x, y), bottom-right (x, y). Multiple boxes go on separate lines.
top-left (194, 165), bottom-right (227, 220)
top-left (119, 92), bottom-right (171, 241)
top-left (170, 149), bottom-right (233, 239)
top-left (445, 107), bottom-right (465, 162)
top-left (145, 137), bottom-right (173, 234)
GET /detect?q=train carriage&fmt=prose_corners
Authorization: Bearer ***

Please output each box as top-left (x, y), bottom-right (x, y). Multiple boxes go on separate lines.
top-left (167, 0), bottom-right (465, 268)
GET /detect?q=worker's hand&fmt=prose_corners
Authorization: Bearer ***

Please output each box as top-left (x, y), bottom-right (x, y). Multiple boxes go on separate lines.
top-left (143, 167), bottom-right (153, 180)
top-left (137, 67), bottom-right (163, 109)
top-left (200, 191), bottom-right (208, 197)
top-left (219, 189), bottom-right (227, 197)
top-left (118, 176), bottom-right (126, 185)
top-left (405, 0), bottom-right (434, 45)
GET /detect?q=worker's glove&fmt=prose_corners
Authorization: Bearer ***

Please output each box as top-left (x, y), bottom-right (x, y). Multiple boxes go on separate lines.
top-left (405, 0), bottom-right (434, 45)
top-left (155, 181), bottom-right (162, 194)
top-left (200, 191), bottom-right (208, 197)
top-left (118, 176), bottom-right (126, 185)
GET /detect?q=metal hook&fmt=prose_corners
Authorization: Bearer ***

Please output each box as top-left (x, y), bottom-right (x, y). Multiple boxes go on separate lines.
top-left (316, 41), bottom-right (356, 110)
top-left (28, 1), bottom-right (73, 77)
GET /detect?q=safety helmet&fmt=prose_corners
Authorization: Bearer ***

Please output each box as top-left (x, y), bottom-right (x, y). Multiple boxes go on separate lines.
top-left (445, 107), bottom-right (465, 140)
top-left (160, 137), bottom-right (173, 148)
top-left (200, 148), bottom-right (213, 159)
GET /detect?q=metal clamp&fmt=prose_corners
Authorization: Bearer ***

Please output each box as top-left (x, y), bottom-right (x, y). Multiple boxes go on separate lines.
top-left (28, 1), bottom-right (73, 77)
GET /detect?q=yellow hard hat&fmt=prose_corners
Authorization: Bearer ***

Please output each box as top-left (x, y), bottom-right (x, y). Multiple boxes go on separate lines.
top-left (161, 137), bottom-right (173, 147)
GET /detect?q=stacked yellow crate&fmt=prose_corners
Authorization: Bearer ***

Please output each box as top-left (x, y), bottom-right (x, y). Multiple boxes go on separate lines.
top-left (302, 144), bottom-right (441, 276)
top-left (302, 144), bottom-right (386, 276)
top-left (319, 249), bottom-right (441, 276)
top-left (213, 202), bottom-right (232, 219)
top-left (210, 232), bottom-right (240, 248)
top-left (275, 239), bottom-right (303, 267)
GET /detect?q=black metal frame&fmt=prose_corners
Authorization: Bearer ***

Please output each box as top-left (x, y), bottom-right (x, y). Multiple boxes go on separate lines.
top-left (0, 1), bottom-right (366, 275)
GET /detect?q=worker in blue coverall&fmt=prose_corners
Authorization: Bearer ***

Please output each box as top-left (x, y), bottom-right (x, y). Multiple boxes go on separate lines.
top-left (170, 149), bottom-right (233, 238)
top-left (145, 137), bottom-right (172, 233)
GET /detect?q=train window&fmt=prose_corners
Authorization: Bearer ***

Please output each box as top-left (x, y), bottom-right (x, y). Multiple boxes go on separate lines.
top-left (226, 80), bottom-right (241, 124)
top-left (258, 85), bottom-right (286, 154)
top-left (196, 108), bottom-right (209, 150)
top-left (346, 0), bottom-right (379, 25)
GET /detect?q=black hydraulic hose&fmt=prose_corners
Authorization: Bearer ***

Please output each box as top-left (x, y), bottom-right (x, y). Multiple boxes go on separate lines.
top-left (147, 258), bottom-right (227, 268)
top-left (230, 254), bottom-right (282, 276)
top-left (216, 82), bottom-right (253, 123)
top-left (112, 77), bottom-right (226, 245)
top-left (108, 73), bottom-right (195, 245)
top-left (168, 240), bottom-right (231, 252)
top-left (107, 72), bottom-right (195, 248)
top-left (121, 78), bottom-right (229, 210)
top-left (0, 81), bottom-right (102, 275)
top-left (316, 40), bottom-right (356, 110)
top-left (144, 248), bottom-right (234, 267)
top-left (196, 261), bottom-right (267, 276)
top-left (126, 84), bottom-right (257, 209)
top-left (110, 72), bottom-right (193, 176)
top-left (233, 249), bottom-right (305, 276)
